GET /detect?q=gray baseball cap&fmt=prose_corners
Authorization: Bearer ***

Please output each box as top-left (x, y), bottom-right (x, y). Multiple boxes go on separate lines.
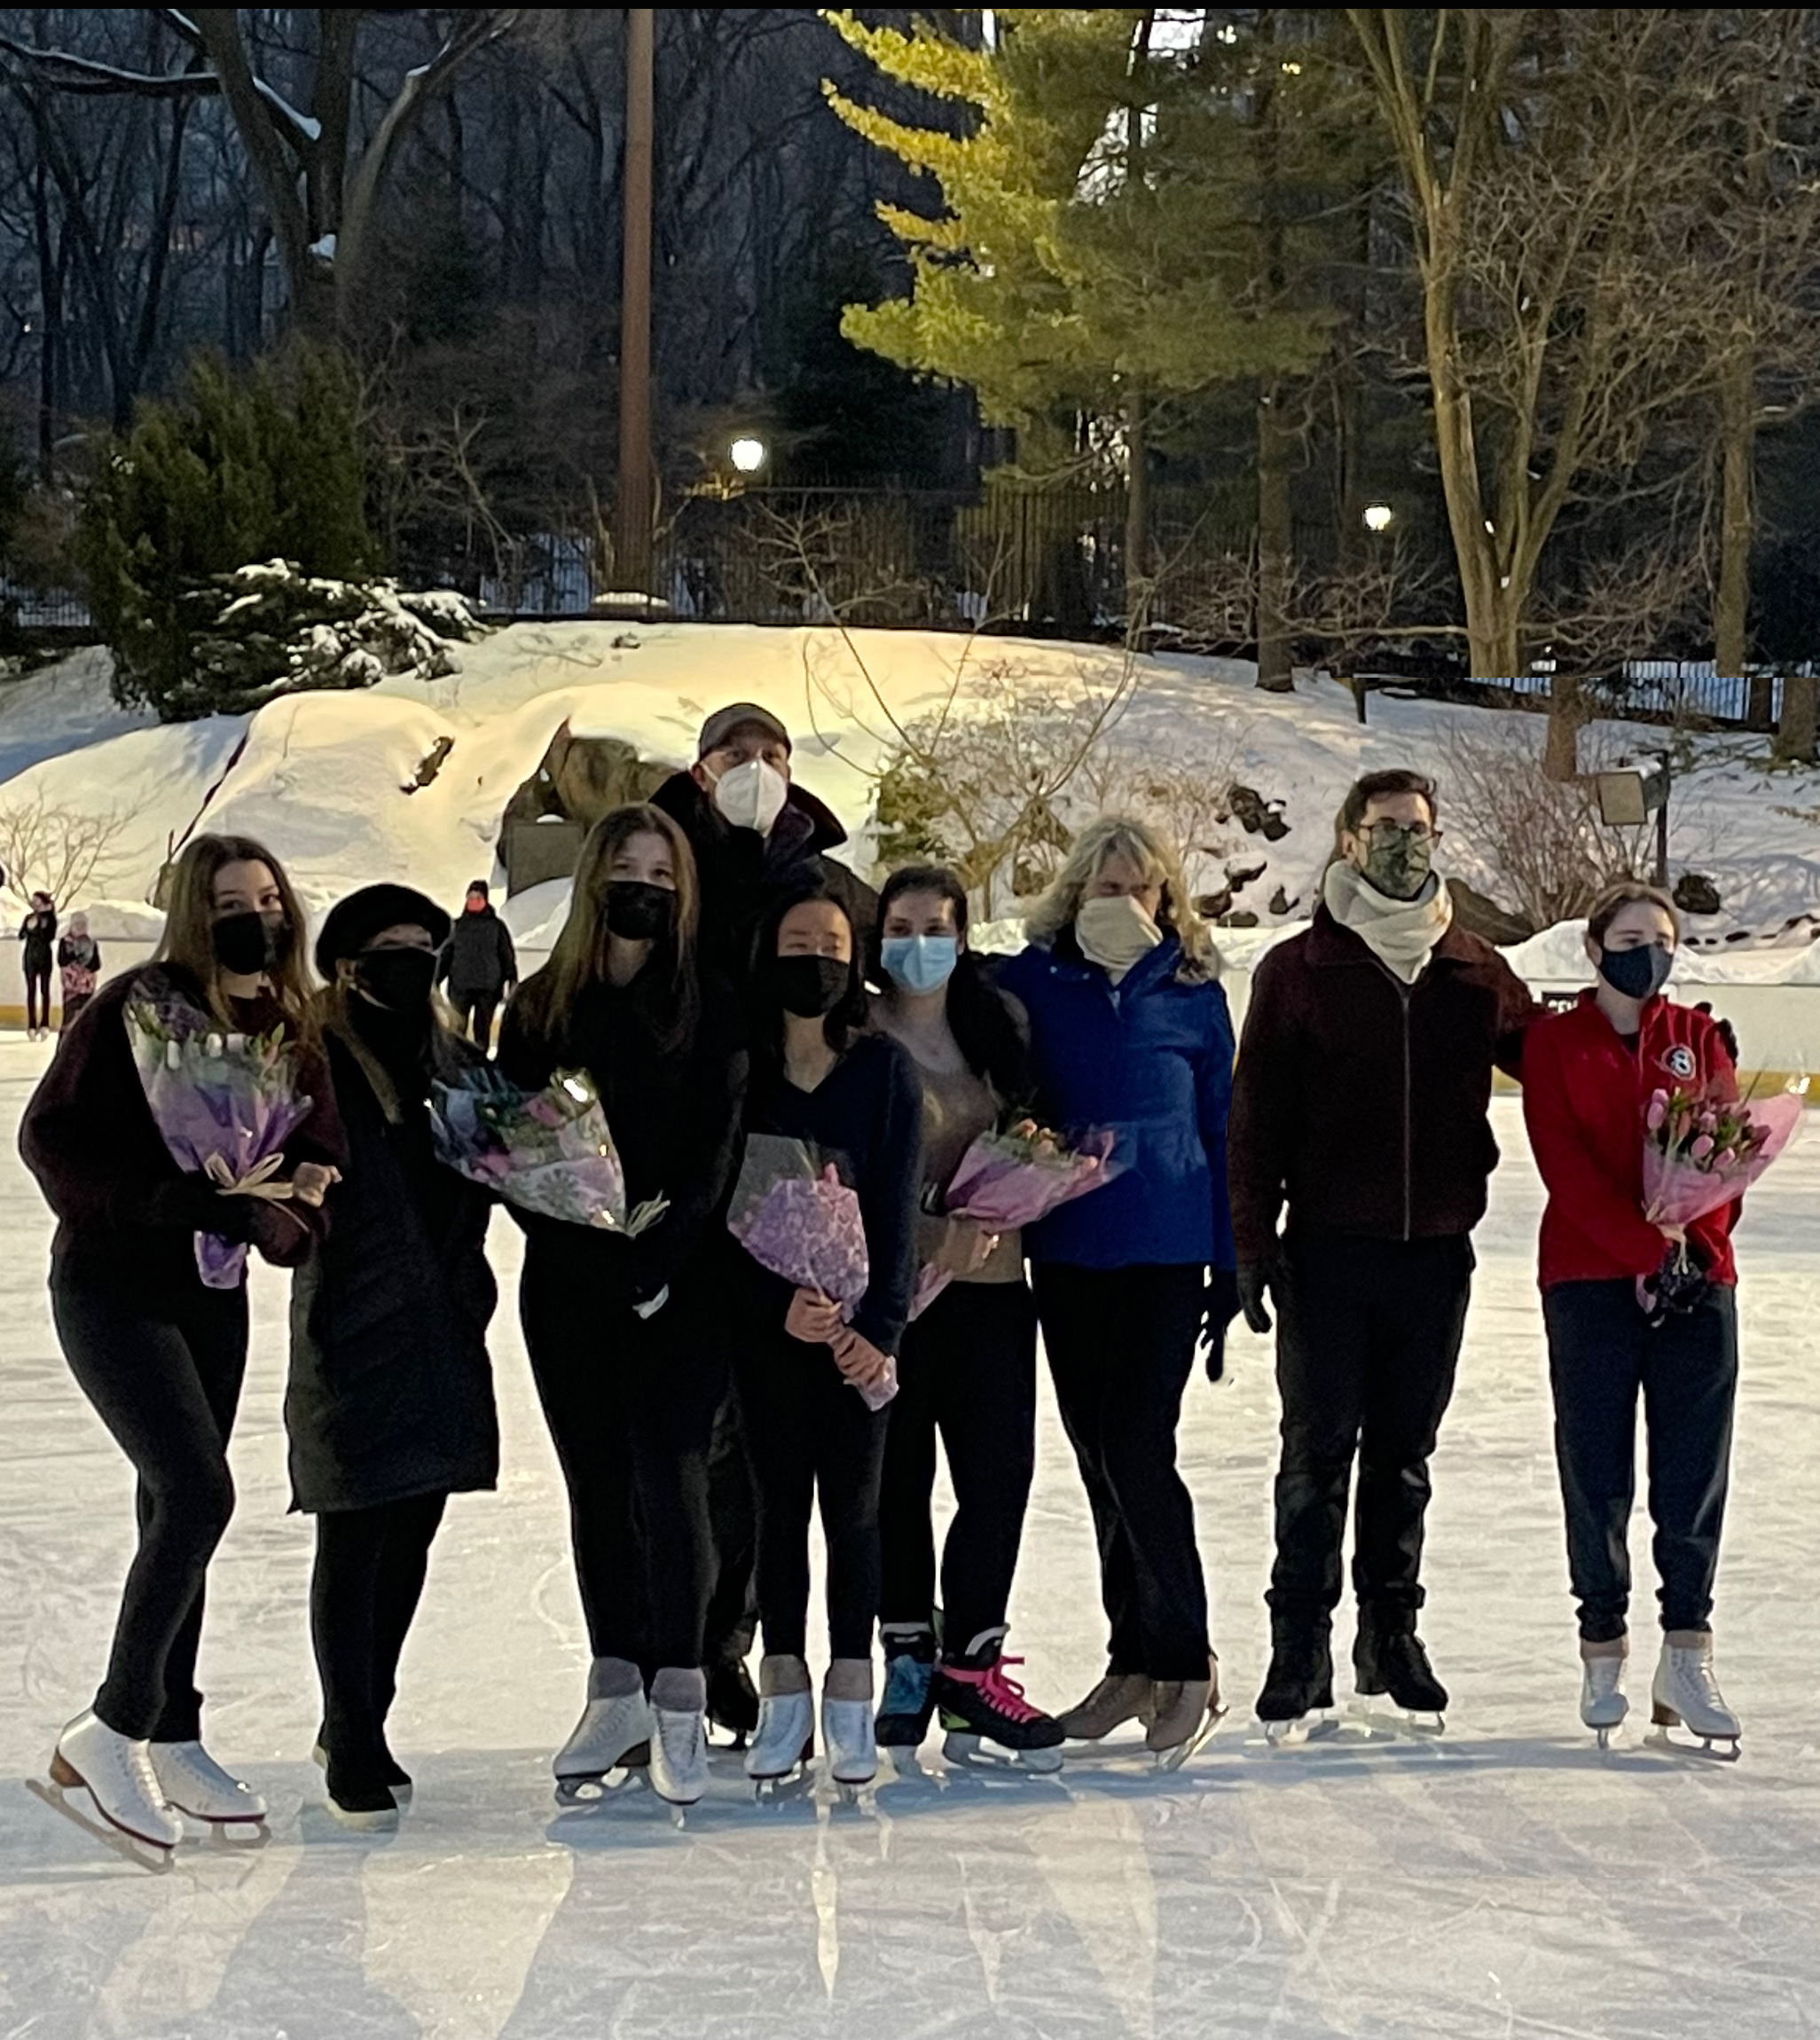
top-left (697, 702), bottom-right (791, 759)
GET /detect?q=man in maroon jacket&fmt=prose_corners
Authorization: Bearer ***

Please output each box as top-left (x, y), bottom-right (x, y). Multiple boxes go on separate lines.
top-left (1228, 768), bottom-right (1536, 1731)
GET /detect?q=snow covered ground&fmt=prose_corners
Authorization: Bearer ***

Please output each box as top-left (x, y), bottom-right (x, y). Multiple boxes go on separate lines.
top-left (3, 1040), bottom-right (1819, 2040)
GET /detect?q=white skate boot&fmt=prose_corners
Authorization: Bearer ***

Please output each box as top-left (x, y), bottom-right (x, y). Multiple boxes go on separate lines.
top-left (1579, 1638), bottom-right (1628, 1746)
top-left (41, 1710), bottom-right (182, 1864)
top-left (821, 1658), bottom-right (878, 1793)
top-left (1651, 1630), bottom-right (1740, 1754)
top-left (553, 1660), bottom-right (654, 1804)
top-left (746, 1692), bottom-right (815, 1790)
top-left (649, 1708), bottom-right (710, 1814)
top-left (149, 1740), bottom-right (268, 1832)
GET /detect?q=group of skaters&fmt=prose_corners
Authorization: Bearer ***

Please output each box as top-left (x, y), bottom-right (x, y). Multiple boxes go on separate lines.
top-left (16, 699), bottom-right (1757, 1863)
top-left (14, 892), bottom-right (101, 1040)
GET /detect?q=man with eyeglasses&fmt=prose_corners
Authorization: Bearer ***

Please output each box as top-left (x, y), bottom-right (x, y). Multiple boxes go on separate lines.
top-left (1228, 767), bottom-right (1536, 1735)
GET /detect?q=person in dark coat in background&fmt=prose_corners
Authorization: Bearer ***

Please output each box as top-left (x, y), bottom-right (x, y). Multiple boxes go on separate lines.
top-left (1228, 767), bottom-right (1537, 1735)
top-left (499, 803), bottom-right (749, 1810)
top-left (998, 816), bottom-right (1236, 1766)
top-left (58, 913), bottom-right (102, 1031)
top-left (650, 702), bottom-right (881, 1742)
top-left (435, 880), bottom-right (516, 1050)
top-left (289, 883), bottom-right (499, 1829)
top-left (20, 890), bottom-right (57, 1039)
top-left (19, 835), bottom-right (341, 1855)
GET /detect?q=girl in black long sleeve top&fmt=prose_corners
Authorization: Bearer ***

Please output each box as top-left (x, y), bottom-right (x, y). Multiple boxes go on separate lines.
top-left (497, 805), bottom-right (748, 1808)
top-left (733, 886), bottom-right (922, 1789)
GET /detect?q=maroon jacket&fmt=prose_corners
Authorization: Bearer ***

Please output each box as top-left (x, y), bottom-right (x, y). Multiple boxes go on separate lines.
top-left (20, 965), bottom-right (343, 1302)
top-left (1227, 906), bottom-right (1538, 1262)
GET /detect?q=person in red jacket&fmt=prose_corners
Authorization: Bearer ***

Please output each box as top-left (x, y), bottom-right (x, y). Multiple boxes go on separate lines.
top-left (1522, 880), bottom-right (1743, 1750)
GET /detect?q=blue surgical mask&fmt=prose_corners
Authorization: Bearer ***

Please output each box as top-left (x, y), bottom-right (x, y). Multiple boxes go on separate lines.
top-left (881, 934), bottom-right (960, 995)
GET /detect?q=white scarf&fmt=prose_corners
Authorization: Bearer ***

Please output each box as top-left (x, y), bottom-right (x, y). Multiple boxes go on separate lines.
top-left (1322, 861), bottom-right (1454, 985)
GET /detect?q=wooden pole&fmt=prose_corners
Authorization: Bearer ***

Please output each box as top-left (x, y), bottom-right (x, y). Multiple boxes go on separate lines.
top-left (614, 7), bottom-right (655, 597)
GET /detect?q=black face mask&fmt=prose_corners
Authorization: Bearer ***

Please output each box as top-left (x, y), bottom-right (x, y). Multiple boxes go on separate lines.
top-left (355, 946), bottom-right (438, 1013)
top-left (605, 880), bottom-right (678, 943)
top-left (212, 910), bottom-right (291, 977)
top-left (775, 954), bottom-right (851, 1018)
top-left (1598, 942), bottom-right (1673, 1001)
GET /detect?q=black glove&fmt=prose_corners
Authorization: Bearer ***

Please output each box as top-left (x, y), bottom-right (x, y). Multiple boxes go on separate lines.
top-left (1693, 1002), bottom-right (1740, 1066)
top-left (142, 1173), bottom-right (256, 1243)
top-left (1201, 1267), bottom-right (1240, 1382)
top-left (1236, 1256), bottom-right (1279, 1336)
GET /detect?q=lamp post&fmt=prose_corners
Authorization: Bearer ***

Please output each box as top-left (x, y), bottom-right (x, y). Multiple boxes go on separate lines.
top-left (1363, 502), bottom-right (1393, 533)
top-left (614, 8), bottom-right (655, 598)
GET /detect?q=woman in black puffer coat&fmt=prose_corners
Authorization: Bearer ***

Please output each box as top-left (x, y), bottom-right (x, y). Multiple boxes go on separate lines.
top-left (287, 883), bottom-right (499, 1829)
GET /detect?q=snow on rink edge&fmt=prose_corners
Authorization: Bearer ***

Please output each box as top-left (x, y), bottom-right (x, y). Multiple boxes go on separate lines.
top-left (2, 1045), bottom-right (1819, 2040)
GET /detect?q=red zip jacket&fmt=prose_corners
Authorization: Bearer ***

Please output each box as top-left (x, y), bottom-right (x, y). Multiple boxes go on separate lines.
top-left (1521, 991), bottom-right (1738, 1291)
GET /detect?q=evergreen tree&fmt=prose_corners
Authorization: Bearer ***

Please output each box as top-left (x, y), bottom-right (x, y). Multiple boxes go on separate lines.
top-left (823, 7), bottom-right (1331, 602)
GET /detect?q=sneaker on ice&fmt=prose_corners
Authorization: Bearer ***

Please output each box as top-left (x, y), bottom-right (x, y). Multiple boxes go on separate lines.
top-left (649, 1707), bottom-right (710, 1806)
top-left (876, 1625), bottom-right (938, 1748)
top-left (1651, 1629), bottom-right (1739, 1743)
top-left (1579, 1637), bottom-right (1628, 1732)
top-left (51, 1710), bottom-right (183, 1854)
top-left (1055, 1671), bottom-right (1153, 1741)
top-left (746, 1691), bottom-right (814, 1781)
top-left (821, 1693), bottom-right (877, 1785)
top-left (148, 1739), bottom-right (267, 1824)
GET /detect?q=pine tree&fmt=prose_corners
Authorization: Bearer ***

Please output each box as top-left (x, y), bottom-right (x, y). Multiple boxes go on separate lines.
top-left (823, 8), bottom-right (1331, 604)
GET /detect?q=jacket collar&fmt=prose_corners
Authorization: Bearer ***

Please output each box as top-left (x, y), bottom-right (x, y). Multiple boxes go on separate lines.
top-left (650, 768), bottom-right (849, 854)
top-left (1037, 930), bottom-right (1184, 996)
top-left (1306, 902), bottom-right (1480, 969)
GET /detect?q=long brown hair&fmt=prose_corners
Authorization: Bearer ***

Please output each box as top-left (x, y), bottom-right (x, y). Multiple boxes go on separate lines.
top-left (153, 832), bottom-right (317, 1029)
top-left (512, 804), bottom-right (702, 1055)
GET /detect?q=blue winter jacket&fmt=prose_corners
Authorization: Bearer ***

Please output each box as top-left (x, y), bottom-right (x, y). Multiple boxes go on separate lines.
top-left (995, 935), bottom-right (1236, 1272)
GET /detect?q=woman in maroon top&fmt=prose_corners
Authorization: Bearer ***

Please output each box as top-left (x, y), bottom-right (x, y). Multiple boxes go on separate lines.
top-left (1522, 880), bottom-right (1742, 1750)
top-left (20, 834), bottom-right (342, 1858)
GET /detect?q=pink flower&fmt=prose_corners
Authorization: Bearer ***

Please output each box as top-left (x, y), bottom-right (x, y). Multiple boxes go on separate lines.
top-left (1690, 1134), bottom-right (1714, 1160)
top-left (1645, 1093), bottom-right (1668, 1130)
top-left (1714, 1148), bottom-right (1737, 1169)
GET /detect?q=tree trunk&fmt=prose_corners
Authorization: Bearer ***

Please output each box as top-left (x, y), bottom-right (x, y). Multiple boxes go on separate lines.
top-left (1124, 385), bottom-right (1149, 624)
top-left (1256, 381), bottom-right (1295, 690)
top-left (1775, 671), bottom-right (1818, 763)
top-left (1714, 354), bottom-right (1755, 689)
top-left (1543, 669), bottom-right (1587, 781)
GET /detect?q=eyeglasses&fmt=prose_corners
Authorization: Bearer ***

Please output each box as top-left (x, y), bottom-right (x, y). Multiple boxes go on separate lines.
top-left (1358, 821), bottom-right (1441, 845)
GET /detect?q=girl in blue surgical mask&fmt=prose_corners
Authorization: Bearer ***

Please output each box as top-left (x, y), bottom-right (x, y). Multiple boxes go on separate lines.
top-left (867, 866), bottom-right (1066, 1769)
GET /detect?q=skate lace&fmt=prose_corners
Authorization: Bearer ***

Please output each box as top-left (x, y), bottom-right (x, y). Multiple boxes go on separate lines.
top-left (974, 1657), bottom-right (1045, 1725)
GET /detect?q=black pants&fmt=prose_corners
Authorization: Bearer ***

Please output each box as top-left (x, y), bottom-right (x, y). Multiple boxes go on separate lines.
top-left (879, 1280), bottom-right (1038, 1653)
top-left (25, 963), bottom-right (51, 1032)
top-left (735, 1332), bottom-right (890, 1661)
top-left (1033, 1262), bottom-right (1211, 1683)
top-left (522, 1275), bottom-right (723, 1671)
top-left (1267, 1233), bottom-right (1473, 1631)
top-left (1544, 1279), bottom-right (1738, 1641)
top-left (310, 1494), bottom-right (447, 1769)
top-left (51, 1274), bottom-right (248, 1741)
top-left (451, 989), bottom-right (498, 1051)
top-left (702, 1387), bottom-right (758, 1671)
top-left (60, 990), bottom-right (93, 1032)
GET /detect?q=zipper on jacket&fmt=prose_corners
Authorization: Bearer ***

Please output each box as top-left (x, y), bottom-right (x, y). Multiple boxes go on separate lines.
top-left (1399, 980), bottom-right (1414, 1241)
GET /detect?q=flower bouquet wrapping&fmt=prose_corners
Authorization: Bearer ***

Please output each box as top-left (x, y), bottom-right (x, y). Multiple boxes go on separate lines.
top-left (125, 982), bottom-right (312, 1290)
top-left (430, 1063), bottom-right (667, 1235)
top-left (910, 1118), bottom-right (1119, 1320)
top-left (1636, 1079), bottom-right (1805, 1315)
top-left (727, 1134), bottom-right (892, 1409)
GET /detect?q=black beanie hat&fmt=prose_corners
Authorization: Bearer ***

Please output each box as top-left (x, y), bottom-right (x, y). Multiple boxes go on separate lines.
top-left (467, 878), bottom-right (490, 898)
top-left (316, 884), bottom-right (451, 977)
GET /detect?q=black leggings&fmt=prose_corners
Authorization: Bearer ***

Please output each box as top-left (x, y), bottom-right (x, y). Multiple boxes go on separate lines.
top-left (736, 1331), bottom-right (890, 1661)
top-left (1033, 1262), bottom-right (1212, 1683)
top-left (51, 1273), bottom-right (248, 1742)
top-left (25, 963), bottom-right (51, 1032)
top-left (451, 990), bottom-right (498, 1051)
top-left (310, 1494), bottom-right (448, 1770)
top-left (522, 1271), bottom-right (723, 1672)
top-left (878, 1280), bottom-right (1038, 1654)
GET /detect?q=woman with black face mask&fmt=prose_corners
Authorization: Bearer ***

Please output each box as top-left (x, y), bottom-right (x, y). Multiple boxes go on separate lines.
top-left (498, 804), bottom-right (748, 1811)
top-left (732, 884), bottom-right (922, 1793)
top-left (286, 884), bottom-right (500, 1828)
top-left (1523, 881), bottom-right (1746, 1752)
top-left (19, 834), bottom-right (341, 1861)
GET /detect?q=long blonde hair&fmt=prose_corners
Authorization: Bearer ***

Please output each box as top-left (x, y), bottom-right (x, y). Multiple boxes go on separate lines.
top-left (153, 832), bottom-right (317, 1030)
top-left (511, 804), bottom-right (702, 1055)
top-left (1024, 815), bottom-right (1220, 982)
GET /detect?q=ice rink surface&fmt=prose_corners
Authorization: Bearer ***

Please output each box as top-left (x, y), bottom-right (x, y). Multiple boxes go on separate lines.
top-left (1, 1034), bottom-right (1817, 2039)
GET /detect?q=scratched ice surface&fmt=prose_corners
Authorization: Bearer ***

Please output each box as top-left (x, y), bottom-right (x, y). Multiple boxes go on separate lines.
top-left (2, 1035), bottom-right (1817, 2039)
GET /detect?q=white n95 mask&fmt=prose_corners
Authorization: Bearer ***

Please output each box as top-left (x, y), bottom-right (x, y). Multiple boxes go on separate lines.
top-left (711, 757), bottom-right (789, 836)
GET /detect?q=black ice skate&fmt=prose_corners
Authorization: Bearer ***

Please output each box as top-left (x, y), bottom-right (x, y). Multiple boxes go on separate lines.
top-left (706, 1658), bottom-right (760, 1750)
top-left (875, 1625), bottom-right (938, 1752)
top-left (1256, 1628), bottom-right (1337, 1745)
top-left (1353, 1608), bottom-right (1447, 1731)
top-left (933, 1629), bottom-right (1065, 1773)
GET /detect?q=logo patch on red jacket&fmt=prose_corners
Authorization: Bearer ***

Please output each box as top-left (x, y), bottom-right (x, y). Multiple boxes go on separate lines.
top-left (1662, 1043), bottom-right (1696, 1081)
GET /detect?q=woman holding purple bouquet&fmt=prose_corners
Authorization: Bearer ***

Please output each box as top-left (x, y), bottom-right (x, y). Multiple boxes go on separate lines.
top-left (19, 834), bottom-right (341, 1862)
top-left (733, 884), bottom-right (922, 1791)
top-left (498, 805), bottom-right (748, 1811)
top-left (867, 865), bottom-right (1065, 1769)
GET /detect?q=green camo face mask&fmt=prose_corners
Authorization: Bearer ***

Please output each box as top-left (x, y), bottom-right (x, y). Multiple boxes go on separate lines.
top-left (1360, 827), bottom-right (1433, 902)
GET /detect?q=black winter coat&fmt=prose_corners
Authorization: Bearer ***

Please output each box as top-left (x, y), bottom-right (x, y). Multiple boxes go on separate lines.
top-left (437, 906), bottom-right (517, 998)
top-left (286, 1018), bottom-right (499, 1513)
top-left (650, 770), bottom-right (877, 982)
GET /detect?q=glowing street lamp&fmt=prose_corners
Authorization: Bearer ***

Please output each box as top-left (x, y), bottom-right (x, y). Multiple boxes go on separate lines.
top-left (729, 435), bottom-right (767, 475)
top-left (1363, 502), bottom-right (1393, 533)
